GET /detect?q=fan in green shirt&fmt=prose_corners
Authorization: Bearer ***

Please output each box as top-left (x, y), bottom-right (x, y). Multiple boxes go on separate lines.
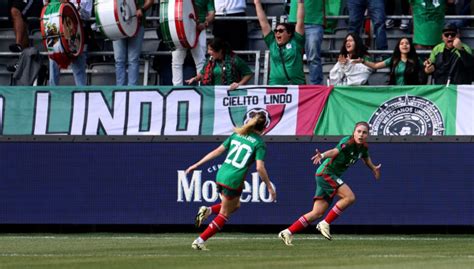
top-left (356, 37), bottom-right (425, 85)
top-left (186, 38), bottom-right (253, 90)
top-left (410, 0), bottom-right (445, 47)
top-left (254, 0), bottom-right (305, 85)
top-left (186, 112), bottom-right (276, 250)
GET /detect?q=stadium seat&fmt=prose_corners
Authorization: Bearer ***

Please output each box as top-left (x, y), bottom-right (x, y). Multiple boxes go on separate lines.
top-left (368, 68), bottom-right (389, 85)
top-left (461, 27), bottom-right (474, 48)
top-left (264, 1), bottom-right (286, 17)
top-left (0, 29), bottom-right (16, 52)
top-left (333, 28), bottom-right (348, 51)
top-left (0, 64), bottom-right (12, 85)
top-left (248, 29), bottom-right (266, 52)
top-left (142, 28), bottom-right (160, 53)
top-left (89, 63), bottom-right (116, 85)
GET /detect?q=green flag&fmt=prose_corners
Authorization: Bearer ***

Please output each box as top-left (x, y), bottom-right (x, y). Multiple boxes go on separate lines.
top-left (314, 85), bottom-right (457, 136)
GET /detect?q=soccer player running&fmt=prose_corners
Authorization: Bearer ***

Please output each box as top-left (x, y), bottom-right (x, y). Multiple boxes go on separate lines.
top-left (279, 122), bottom-right (381, 245)
top-left (185, 112), bottom-right (277, 250)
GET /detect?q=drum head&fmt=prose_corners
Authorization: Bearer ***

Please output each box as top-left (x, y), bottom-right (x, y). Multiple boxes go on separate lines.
top-left (179, 0), bottom-right (198, 48)
top-left (116, 0), bottom-right (139, 37)
top-left (159, 0), bottom-right (198, 50)
top-left (59, 3), bottom-right (84, 57)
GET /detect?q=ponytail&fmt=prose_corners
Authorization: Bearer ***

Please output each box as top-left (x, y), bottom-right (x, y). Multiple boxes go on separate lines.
top-left (234, 112), bottom-right (268, 135)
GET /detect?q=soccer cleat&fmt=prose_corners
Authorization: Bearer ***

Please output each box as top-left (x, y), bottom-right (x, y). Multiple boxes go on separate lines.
top-left (316, 221), bottom-right (332, 240)
top-left (278, 229), bottom-right (294, 246)
top-left (191, 240), bottom-right (209, 251)
top-left (195, 206), bottom-right (211, 228)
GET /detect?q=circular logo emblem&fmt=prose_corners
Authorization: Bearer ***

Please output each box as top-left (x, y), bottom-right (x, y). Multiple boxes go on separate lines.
top-left (243, 108), bottom-right (271, 128)
top-left (368, 95), bottom-right (445, 136)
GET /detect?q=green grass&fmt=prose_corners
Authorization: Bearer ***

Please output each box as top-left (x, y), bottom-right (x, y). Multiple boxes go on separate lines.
top-left (0, 233), bottom-right (472, 269)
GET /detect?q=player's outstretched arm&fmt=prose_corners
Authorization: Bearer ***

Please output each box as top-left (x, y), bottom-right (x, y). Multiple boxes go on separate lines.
top-left (185, 145), bottom-right (226, 174)
top-left (363, 157), bottom-right (382, 180)
top-left (256, 160), bottom-right (276, 201)
top-left (311, 148), bottom-right (339, 165)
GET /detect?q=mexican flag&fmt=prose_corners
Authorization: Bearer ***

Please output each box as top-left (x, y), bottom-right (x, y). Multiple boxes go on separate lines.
top-left (212, 85), bottom-right (333, 135)
top-left (314, 85), bottom-right (474, 136)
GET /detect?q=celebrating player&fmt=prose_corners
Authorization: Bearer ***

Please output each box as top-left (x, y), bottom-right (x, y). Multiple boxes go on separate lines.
top-left (185, 112), bottom-right (277, 250)
top-left (278, 121), bottom-right (381, 245)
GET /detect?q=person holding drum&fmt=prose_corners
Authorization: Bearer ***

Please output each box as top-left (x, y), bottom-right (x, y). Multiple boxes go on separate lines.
top-left (43, 0), bottom-right (92, 86)
top-left (254, 0), bottom-right (305, 85)
top-left (185, 38), bottom-right (253, 90)
top-left (171, 0), bottom-right (215, 86)
top-left (112, 0), bottom-right (153, 86)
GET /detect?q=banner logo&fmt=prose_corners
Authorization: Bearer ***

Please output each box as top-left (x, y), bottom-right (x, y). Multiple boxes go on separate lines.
top-left (368, 95), bottom-right (445, 135)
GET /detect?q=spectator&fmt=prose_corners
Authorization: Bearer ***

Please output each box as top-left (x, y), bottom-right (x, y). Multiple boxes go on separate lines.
top-left (410, 0), bottom-right (446, 49)
top-left (446, 0), bottom-right (471, 29)
top-left (424, 24), bottom-right (474, 85)
top-left (385, 0), bottom-right (410, 30)
top-left (44, 0), bottom-right (92, 86)
top-left (213, 0), bottom-right (248, 50)
top-left (172, 0), bottom-right (215, 86)
top-left (254, 0), bottom-right (305, 85)
top-left (357, 37), bottom-right (425, 85)
top-left (113, 0), bottom-right (153, 86)
top-left (9, 0), bottom-right (32, 52)
top-left (7, 0), bottom-right (34, 72)
top-left (288, 0), bottom-right (324, 85)
top-left (185, 38), bottom-right (253, 90)
top-left (329, 32), bottom-right (372, 85)
top-left (347, 0), bottom-right (388, 50)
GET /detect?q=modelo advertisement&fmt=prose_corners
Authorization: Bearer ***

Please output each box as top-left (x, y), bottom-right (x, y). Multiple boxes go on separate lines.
top-left (0, 142), bottom-right (472, 225)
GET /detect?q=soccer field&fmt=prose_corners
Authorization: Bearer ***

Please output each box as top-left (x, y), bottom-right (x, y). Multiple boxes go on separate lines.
top-left (0, 233), bottom-right (472, 269)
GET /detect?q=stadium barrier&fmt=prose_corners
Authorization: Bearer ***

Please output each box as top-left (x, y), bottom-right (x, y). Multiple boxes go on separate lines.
top-left (0, 140), bottom-right (472, 226)
top-left (0, 85), bottom-right (473, 136)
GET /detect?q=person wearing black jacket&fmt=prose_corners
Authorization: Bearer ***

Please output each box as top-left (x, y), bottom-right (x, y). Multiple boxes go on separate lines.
top-left (424, 24), bottom-right (474, 85)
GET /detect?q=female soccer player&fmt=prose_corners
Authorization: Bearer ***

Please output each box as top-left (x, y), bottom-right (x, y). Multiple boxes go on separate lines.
top-left (185, 112), bottom-right (277, 250)
top-left (278, 122), bottom-right (381, 245)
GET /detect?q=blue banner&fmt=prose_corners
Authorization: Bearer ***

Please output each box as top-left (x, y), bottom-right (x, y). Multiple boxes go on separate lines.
top-left (0, 142), bottom-right (472, 225)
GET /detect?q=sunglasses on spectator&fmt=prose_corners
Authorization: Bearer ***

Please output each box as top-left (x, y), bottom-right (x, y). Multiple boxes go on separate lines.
top-left (273, 28), bottom-right (287, 34)
top-left (444, 32), bottom-right (457, 38)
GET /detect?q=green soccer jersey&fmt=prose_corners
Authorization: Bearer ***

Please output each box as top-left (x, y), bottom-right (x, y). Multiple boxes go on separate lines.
top-left (383, 57), bottom-right (424, 85)
top-left (288, 0), bottom-right (323, 25)
top-left (216, 132), bottom-right (266, 190)
top-left (316, 136), bottom-right (369, 177)
top-left (194, 0), bottom-right (215, 24)
top-left (410, 0), bottom-right (445, 46)
top-left (264, 31), bottom-right (306, 85)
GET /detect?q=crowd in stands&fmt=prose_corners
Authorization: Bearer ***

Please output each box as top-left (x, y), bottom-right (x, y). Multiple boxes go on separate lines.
top-left (2, 0), bottom-right (474, 87)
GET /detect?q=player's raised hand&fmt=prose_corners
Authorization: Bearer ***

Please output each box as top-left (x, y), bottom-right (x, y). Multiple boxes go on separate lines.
top-left (373, 164), bottom-right (382, 180)
top-left (311, 149), bottom-right (323, 165)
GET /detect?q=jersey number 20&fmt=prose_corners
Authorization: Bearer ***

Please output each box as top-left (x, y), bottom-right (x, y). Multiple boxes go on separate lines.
top-left (224, 140), bottom-right (253, 169)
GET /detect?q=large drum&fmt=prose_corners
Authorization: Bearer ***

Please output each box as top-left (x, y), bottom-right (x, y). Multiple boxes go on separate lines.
top-left (40, 2), bottom-right (84, 68)
top-left (159, 0), bottom-right (199, 50)
top-left (94, 0), bottom-right (139, 40)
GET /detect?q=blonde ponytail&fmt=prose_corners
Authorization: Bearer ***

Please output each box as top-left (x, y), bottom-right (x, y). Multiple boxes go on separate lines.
top-left (234, 116), bottom-right (259, 135)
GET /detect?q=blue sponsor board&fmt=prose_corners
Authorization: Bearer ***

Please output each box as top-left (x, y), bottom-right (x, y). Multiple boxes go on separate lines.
top-left (0, 142), bottom-right (472, 225)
